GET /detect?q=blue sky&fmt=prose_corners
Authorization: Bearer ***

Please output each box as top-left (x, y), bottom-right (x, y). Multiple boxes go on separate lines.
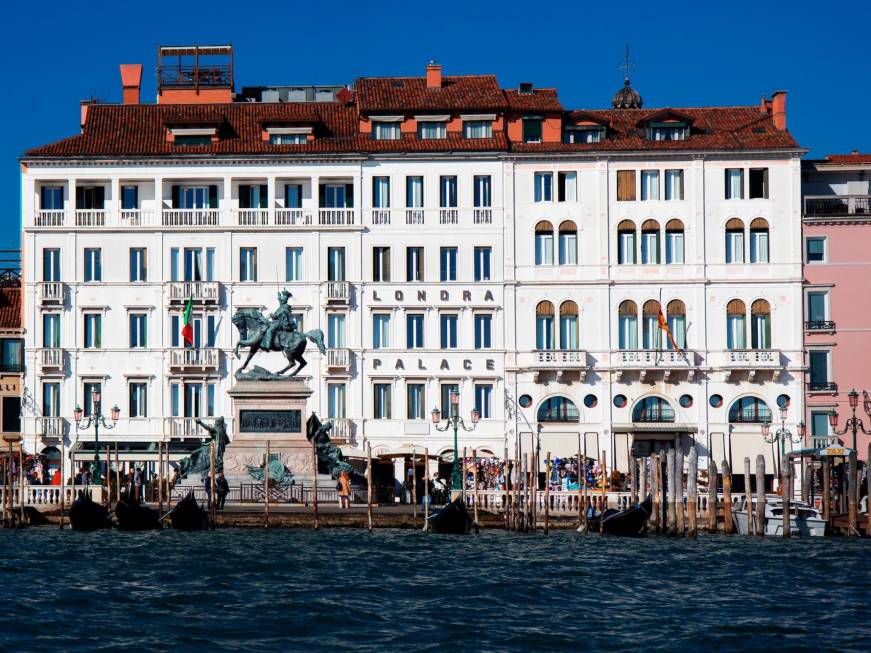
top-left (4, 0), bottom-right (870, 251)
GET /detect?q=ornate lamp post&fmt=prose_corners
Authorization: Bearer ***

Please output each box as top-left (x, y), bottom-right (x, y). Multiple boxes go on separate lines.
top-left (73, 390), bottom-right (120, 484)
top-left (761, 404), bottom-right (804, 477)
top-left (431, 389), bottom-right (480, 492)
top-left (829, 388), bottom-right (869, 452)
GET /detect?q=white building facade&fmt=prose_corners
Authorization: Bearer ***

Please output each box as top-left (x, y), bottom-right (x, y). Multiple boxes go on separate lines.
top-left (20, 58), bottom-right (805, 482)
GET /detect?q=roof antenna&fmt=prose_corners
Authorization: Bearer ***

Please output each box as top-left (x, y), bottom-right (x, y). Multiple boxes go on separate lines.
top-left (612, 44), bottom-right (642, 109)
top-left (619, 43), bottom-right (635, 86)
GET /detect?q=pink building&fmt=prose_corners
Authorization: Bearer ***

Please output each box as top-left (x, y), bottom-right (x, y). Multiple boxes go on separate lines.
top-left (803, 153), bottom-right (871, 460)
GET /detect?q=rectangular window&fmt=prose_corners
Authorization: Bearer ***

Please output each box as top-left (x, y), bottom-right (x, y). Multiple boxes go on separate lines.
top-left (648, 123), bottom-right (688, 141)
top-left (665, 230), bottom-right (685, 264)
top-left (129, 382), bottom-right (147, 418)
top-left (84, 248), bottom-right (102, 282)
top-left (239, 247), bottom-right (258, 282)
top-left (285, 183), bottom-right (302, 209)
top-left (182, 247), bottom-right (214, 281)
top-left (439, 176), bottom-right (458, 208)
top-left (664, 170), bottom-right (684, 200)
top-left (641, 230), bottom-right (660, 264)
top-left (373, 383), bottom-right (392, 419)
top-left (535, 229), bottom-right (554, 266)
top-left (726, 230), bottom-right (745, 264)
top-left (42, 313), bottom-right (60, 348)
top-left (327, 247), bottom-right (345, 281)
top-left (748, 168), bottom-right (769, 199)
top-left (474, 384), bottom-right (493, 419)
top-left (751, 312), bottom-right (771, 349)
top-left (372, 176), bottom-right (390, 208)
top-left (809, 351), bottom-right (830, 386)
top-left (667, 314), bottom-right (686, 350)
top-left (405, 176), bottom-right (424, 208)
top-left (640, 170), bottom-right (660, 201)
top-left (725, 169), bottom-right (744, 199)
top-left (563, 126), bottom-right (603, 143)
top-left (129, 248), bottom-right (147, 282)
top-left (1, 338), bottom-right (22, 371)
top-left (750, 228), bottom-right (769, 263)
top-left (440, 314), bottom-right (458, 349)
top-left (285, 247), bottom-right (303, 281)
top-left (464, 120), bottom-right (492, 139)
top-left (474, 314), bottom-right (492, 349)
top-left (373, 314), bottom-right (391, 349)
top-left (522, 117), bottom-right (543, 143)
top-left (616, 170), bottom-right (636, 201)
top-left (806, 237), bottom-right (826, 263)
top-left (42, 248), bottom-right (60, 282)
top-left (618, 315), bottom-right (638, 350)
top-left (121, 185), bottom-right (139, 210)
top-left (129, 313), bottom-right (147, 348)
top-left (727, 314), bottom-right (746, 350)
top-left (811, 411), bottom-right (830, 437)
top-left (418, 121), bottom-right (446, 140)
top-left (239, 184), bottom-right (268, 209)
top-left (440, 247), bottom-right (457, 281)
top-left (84, 314), bottom-right (102, 348)
top-left (618, 231), bottom-right (636, 265)
top-left (40, 186), bottom-right (64, 210)
top-left (473, 175), bottom-right (491, 208)
top-left (407, 384), bottom-right (426, 420)
top-left (75, 185), bottom-right (105, 210)
top-left (42, 382), bottom-right (60, 417)
top-left (534, 172), bottom-right (553, 202)
top-left (560, 314), bottom-right (578, 349)
top-left (406, 247), bottom-right (423, 282)
top-left (82, 382), bottom-right (101, 417)
top-left (321, 183), bottom-right (352, 208)
top-left (406, 314), bottom-right (424, 349)
top-left (373, 246), bottom-right (391, 282)
top-left (327, 383), bottom-right (346, 419)
top-left (474, 247), bottom-right (492, 281)
top-left (175, 186), bottom-right (213, 209)
top-left (559, 228), bottom-right (577, 265)
top-left (372, 122), bottom-right (401, 140)
top-left (327, 313), bottom-right (346, 349)
top-left (536, 314), bottom-right (554, 350)
top-left (807, 292), bottom-right (828, 323)
top-left (270, 133), bottom-right (306, 144)
top-left (441, 383), bottom-right (459, 417)
top-left (558, 172), bottom-right (577, 202)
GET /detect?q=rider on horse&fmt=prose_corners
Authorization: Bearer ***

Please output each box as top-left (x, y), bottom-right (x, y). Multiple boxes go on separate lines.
top-left (262, 289), bottom-right (296, 350)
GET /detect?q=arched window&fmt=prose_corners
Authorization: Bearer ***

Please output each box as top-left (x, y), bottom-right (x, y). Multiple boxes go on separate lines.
top-left (665, 219), bottom-right (685, 264)
top-left (617, 220), bottom-right (636, 265)
top-left (559, 300), bottom-right (579, 350)
top-left (751, 299), bottom-right (771, 349)
top-left (726, 299), bottom-right (747, 350)
top-left (632, 396), bottom-right (675, 422)
top-left (558, 220), bottom-right (578, 265)
top-left (642, 300), bottom-right (662, 350)
top-left (535, 221), bottom-right (554, 265)
top-left (749, 218), bottom-right (769, 263)
top-left (667, 299), bottom-right (686, 350)
top-left (725, 218), bottom-right (744, 263)
top-left (536, 301), bottom-right (555, 350)
top-left (729, 396), bottom-right (772, 423)
top-left (537, 396), bottom-right (580, 422)
top-left (641, 219), bottom-right (661, 264)
top-left (618, 300), bottom-right (638, 350)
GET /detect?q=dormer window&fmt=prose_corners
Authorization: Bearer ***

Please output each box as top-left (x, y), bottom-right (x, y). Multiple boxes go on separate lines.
top-left (522, 116), bottom-right (543, 143)
top-left (648, 121), bottom-right (688, 141)
top-left (266, 126), bottom-right (311, 145)
top-left (461, 114), bottom-right (495, 139)
top-left (415, 115), bottom-right (448, 140)
top-left (169, 126), bottom-right (216, 146)
top-left (371, 116), bottom-right (403, 141)
top-left (564, 126), bottom-right (604, 144)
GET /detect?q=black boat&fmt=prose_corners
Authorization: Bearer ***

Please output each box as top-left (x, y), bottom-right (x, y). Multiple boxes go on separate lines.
top-left (115, 494), bottom-right (161, 531)
top-left (69, 491), bottom-right (112, 530)
top-left (168, 491), bottom-right (210, 530)
top-left (587, 495), bottom-right (652, 537)
top-left (426, 497), bottom-right (473, 534)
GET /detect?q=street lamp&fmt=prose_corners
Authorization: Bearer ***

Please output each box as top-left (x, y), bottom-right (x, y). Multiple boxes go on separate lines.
top-left (73, 390), bottom-right (120, 484)
top-left (829, 388), bottom-right (869, 452)
top-left (432, 389), bottom-right (479, 492)
top-left (761, 406), bottom-right (803, 477)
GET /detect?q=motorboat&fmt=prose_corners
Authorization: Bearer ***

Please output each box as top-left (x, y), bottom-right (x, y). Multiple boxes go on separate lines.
top-left (733, 495), bottom-right (826, 537)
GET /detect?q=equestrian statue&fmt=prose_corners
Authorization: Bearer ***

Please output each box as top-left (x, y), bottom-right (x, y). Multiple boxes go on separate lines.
top-left (232, 290), bottom-right (326, 380)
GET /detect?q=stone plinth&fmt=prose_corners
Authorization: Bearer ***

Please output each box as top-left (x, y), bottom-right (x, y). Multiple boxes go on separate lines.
top-left (223, 379), bottom-right (314, 483)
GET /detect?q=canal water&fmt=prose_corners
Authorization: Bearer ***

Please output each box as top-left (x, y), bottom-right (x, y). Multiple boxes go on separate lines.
top-left (0, 529), bottom-right (868, 652)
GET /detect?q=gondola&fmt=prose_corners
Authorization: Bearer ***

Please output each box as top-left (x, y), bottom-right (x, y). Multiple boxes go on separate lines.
top-left (69, 490), bottom-right (112, 530)
top-left (168, 491), bottom-right (210, 531)
top-left (584, 495), bottom-right (652, 537)
top-left (115, 493), bottom-right (162, 531)
top-left (426, 496), bottom-right (473, 534)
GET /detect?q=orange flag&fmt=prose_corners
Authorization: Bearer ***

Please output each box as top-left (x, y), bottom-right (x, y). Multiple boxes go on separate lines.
top-left (658, 306), bottom-right (681, 352)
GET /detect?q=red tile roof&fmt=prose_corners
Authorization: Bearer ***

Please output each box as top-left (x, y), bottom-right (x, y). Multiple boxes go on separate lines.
top-left (824, 153), bottom-right (871, 164)
top-left (356, 75), bottom-right (507, 113)
top-left (0, 286), bottom-right (22, 330)
top-left (504, 88), bottom-right (563, 112)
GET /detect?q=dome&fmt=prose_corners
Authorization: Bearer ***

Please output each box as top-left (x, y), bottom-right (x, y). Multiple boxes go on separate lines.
top-left (612, 77), bottom-right (643, 109)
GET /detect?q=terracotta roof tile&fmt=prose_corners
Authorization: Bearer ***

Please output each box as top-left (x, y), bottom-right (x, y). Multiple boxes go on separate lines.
top-left (0, 286), bottom-right (22, 330)
top-left (356, 75), bottom-right (507, 113)
top-left (824, 153), bottom-right (871, 164)
top-left (504, 88), bottom-right (563, 112)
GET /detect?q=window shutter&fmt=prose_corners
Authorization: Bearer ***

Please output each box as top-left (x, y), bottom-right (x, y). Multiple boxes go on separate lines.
top-left (259, 185), bottom-right (268, 208)
top-left (345, 184), bottom-right (354, 208)
top-left (617, 170), bottom-right (636, 201)
top-left (96, 186), bottom-right (105, 208)
top-left (208, 185), bottom-right (218, 209)
top-left (558, 173), bottom-right (566, 202)
top-left (75, 187), bottom-right (84, 210)
top-left (318, 184), bottom-right (326, 207)
top-left (239, 184), bottom-right (250, 209)
top-left (172, 185), bottom-right (180, 208)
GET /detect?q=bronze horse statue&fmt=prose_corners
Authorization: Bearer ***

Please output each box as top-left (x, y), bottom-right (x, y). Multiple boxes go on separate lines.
top-left (232, 308), bottom-right (325, 377)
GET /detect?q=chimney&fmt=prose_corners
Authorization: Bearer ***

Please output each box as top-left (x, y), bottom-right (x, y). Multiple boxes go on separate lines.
top-left (770, 90), bottom-right (787, 130)
top-left (80, 99), bottom-right (94, 131)
top-left (120, 64), bottom-right (143, 105)
top-left (426, 60), bottom-right (442, 89)
top-left (519, 82), bottom-right (534, 95)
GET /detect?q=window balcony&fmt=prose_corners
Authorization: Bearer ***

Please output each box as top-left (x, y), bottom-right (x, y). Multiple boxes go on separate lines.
top-left (40, 348), bottom-right (64, 371)
top-left (473, 208), bottom-right (493, 224)
top-left (803, 195), bottom-right (871, 217)
top-left (39, 417), bottom-right (65, 439)
top-left (371, 209), bottom-right (391, 225)
top-left (167, 281), bottom-right (220, 303)
top-left (168, 347), bottom-right (220, 372)
top-left (165, 417), bottom-right (209, 439)
top-left (325, 281), bottom-right (350, 304)
top-left (614, 349), bottom-right (699, 382)
top-left (405, 209), bottom-right (425, 225)
top-left (721, 349), bottom-right (784, 381)
top-left (233, 208), bottom-right (269, 226)
top-left (39, 281), bottom-right (64, 303)
top-left (439, 209), bottom-right (458, 225)
top-left (275, 209), bottom-right (313, 226)
top-left (808, 381), bottom-right (838, 393)
top-left (34, 210), bottom-right (66, 227)
top-left (326, 348), bottom-right (350, 371)
top-left (805, 320), bottom-right (836, 332)
top-left (811, 435), bottom-right (841, 449)
top-left (162, 209), bottom-right (220, 226)
top-left (119, 209), bottom-right (155, 226)
top-left (318, 209), bottom-right (355, 225)
top-left (520, 350), bottom-right (590, 382)
top-left (329, 418), bottom-right (353, 445)
top-left (74, 209), bottom-right (107, 227)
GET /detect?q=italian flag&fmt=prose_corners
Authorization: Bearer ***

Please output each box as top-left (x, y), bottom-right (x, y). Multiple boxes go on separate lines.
top-left (181, 298), bottom-right (194, 347)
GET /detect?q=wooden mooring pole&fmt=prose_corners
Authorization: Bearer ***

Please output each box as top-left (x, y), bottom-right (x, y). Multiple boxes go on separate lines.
top-left (158, 442), bottom-right (164, 514)
top-left (822, 457), bottom-right (831, 526)
top-left (264, 440), bottom-right (270, 529)
top-left (867, 443), bottom-right (871, 538)
top-left (544, 451), bottom-right (550, 536)
top-left (504, 446), bottom-right (510, 531)
top-left (105, 445), bottom-right (111, 508)
top-left (687, 447), bottom-right (698, 538)
top-left (675, 449), bottom-right (685, 536)
top-left (423, 447), bottom-right (430, 532)
top-left (666, 448), bottom-right (676, 535)
top-left (743, 457), bottom-right (752, 535)
top-left (781, 457), bottom-right (791, 539)
top-left (114, 443), bottom-right (120, 506)
top-left (755, 455), bottom-right (765, 537)
top-left (847, 450), bottom-right (858, 536)
top-left (651, 454), bottom-right (660, 533)
top-left (412, 451), bottom-right (418, 528)
top-left (209, 441), bottom-right (216, 528)
top-left (629, 454), bottom-right (637, 506)
top-left (471, 449), bottom-right (479, 528)
top-left (639, 456), bottom-right (648, 502)
top-left (312, 438), bottom-right (319, 531)
top-left (521, 453), bottom-right (529, 533)
top-left (707, 460), bottom-right (718, 533)
top-left (366, 443), bottom-right (373, 533)
top-left (577, 441), bottom-right (583, 532)
top-left (722, 460), bottom-right (733, 535)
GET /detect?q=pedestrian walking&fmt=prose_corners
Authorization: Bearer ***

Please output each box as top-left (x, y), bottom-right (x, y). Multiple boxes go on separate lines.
top-left (338, 470), bottom-right (351, 509)
top-left (216, 472), bottom-right (229, 510)
top-left (133, 466), bottom-right (144, 503)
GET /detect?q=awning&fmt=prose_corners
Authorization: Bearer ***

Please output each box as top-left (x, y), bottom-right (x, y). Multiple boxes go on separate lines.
top-left (339, 445), bottom-right (369, 459)
top-left (70, 440), bottom-right (202, 463)
top-left (376, 446), bottom-right (439, 460)
top-left (787, 445), bottom-right (855, 459)
top-left (612, 423), bottom-right (697, 435)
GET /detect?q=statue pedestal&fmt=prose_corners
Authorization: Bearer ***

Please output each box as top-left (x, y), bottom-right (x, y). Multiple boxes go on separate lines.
top-left (222, 379), bottom-right (315, 485)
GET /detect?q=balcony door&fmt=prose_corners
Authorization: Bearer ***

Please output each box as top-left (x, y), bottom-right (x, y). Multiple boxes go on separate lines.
top-left (175, 186), bottom-right (215, 209)
top-left (171, 382), bottom-right (215, 418)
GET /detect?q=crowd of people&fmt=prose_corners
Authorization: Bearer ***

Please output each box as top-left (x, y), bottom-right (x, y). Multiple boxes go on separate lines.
top-left (457, 456), bottom-right (630, 492)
